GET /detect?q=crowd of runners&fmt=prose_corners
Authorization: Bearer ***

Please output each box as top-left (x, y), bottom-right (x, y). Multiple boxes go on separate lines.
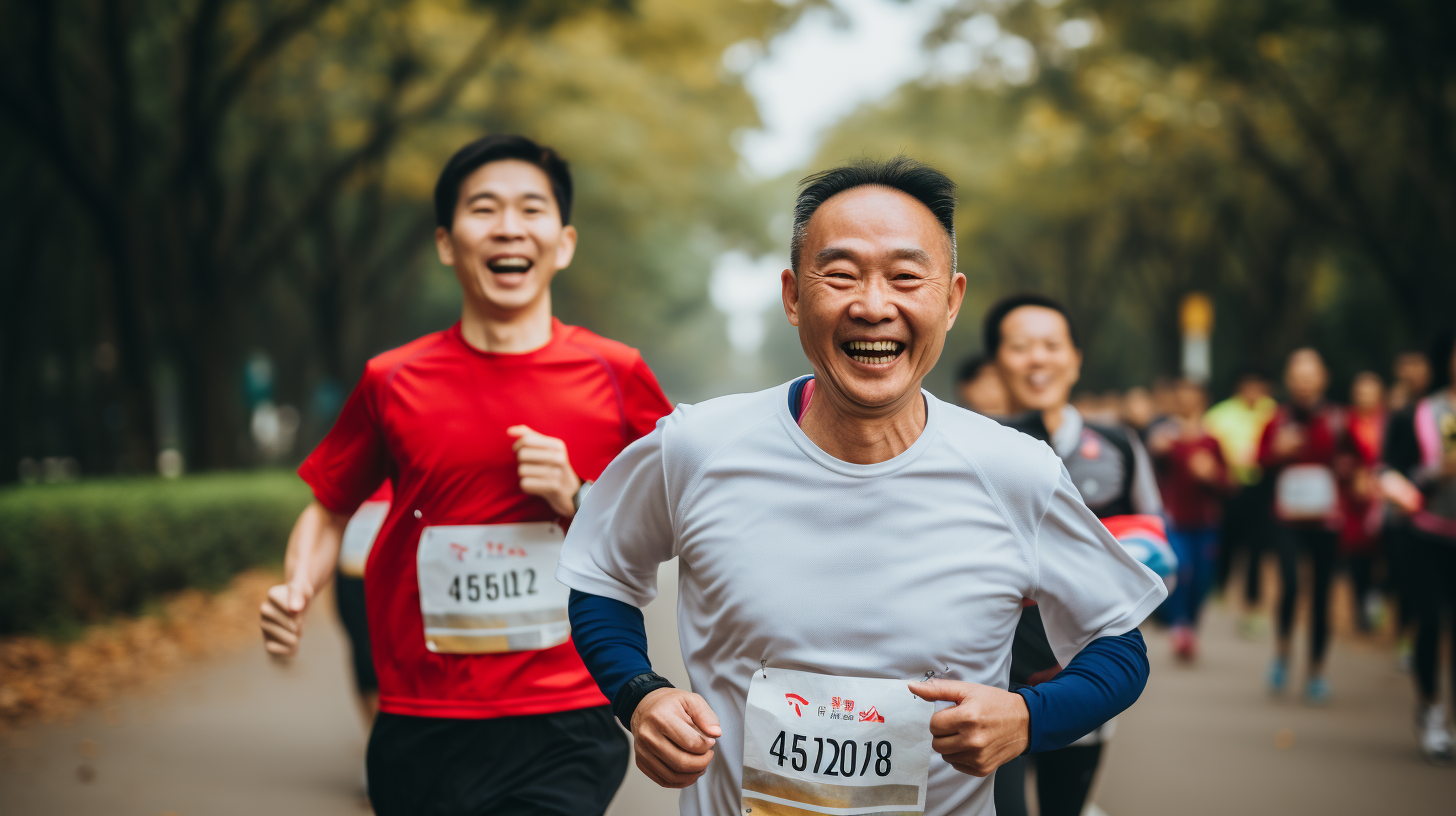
top-left (258, 133), bottom-right (1456, 816)
top-left (959, 329), bottom-right (1456, 769)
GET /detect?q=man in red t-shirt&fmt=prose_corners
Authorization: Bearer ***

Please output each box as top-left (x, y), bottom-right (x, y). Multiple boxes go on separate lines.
top-left (258, 134), bottom-right (672, 815)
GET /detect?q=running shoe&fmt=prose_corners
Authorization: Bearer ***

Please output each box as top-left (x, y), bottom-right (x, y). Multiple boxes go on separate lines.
top-left (1267, 658), bottom-right (1287, 696)
top-left (1304, 675), bottom-right (1330, 706)
top-left (1418, 705), bottom-right (1454, 766)
top-left (1171, 625), bottom-right (1197, 662)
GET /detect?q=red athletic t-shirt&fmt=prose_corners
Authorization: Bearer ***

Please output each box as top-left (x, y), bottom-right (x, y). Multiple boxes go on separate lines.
top-left (299, 319), bottom-right (672, 719)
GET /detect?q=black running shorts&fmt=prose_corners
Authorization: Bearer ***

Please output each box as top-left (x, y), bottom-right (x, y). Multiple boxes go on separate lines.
top-left (367, 705), bottom-right (630, 816)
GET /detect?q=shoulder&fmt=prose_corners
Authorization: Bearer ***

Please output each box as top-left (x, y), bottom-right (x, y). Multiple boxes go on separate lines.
top-left (361, 329), bottom-right (454, 384)
top-left (655, 384), bottom-right (789, 486)
top-left (558, 323), bottom-right (647, 370)
top-left (937, 401), bottom-right (1062, 487)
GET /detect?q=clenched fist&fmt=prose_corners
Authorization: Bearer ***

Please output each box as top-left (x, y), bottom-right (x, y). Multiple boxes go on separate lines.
top-left (631, 687), bottom-right (722, 788)
top-left (508, 425), bottom-right (581, 518)
top-left (259, 579), bottom-right (315, 661)
top-left (907, 678), bottom-right (1029, 777)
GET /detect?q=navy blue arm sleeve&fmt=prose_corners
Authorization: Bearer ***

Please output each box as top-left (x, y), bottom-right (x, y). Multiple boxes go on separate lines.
top-left (568, 589), bottom-right (653, 705)
top-left (1014, 628), bottom-right (1149, 753)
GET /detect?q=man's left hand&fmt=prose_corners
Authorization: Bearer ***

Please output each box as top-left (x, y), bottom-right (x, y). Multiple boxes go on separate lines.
top-left (908, 678), bottom-right (1029, 777)
top-left (508, 425), bottom-right (581, 518)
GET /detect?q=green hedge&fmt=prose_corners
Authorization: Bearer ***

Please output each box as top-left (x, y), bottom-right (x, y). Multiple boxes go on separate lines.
top-left (0, 472), bottom-right (312, 636)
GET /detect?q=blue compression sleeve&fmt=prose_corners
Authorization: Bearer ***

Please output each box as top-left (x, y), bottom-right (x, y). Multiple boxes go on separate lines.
top-left (568, 589), bottom-right (653, 705)
top-left (1014, 628), bottom-right (1149, 753)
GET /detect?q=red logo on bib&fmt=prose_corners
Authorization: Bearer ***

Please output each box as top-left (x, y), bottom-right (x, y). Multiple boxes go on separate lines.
top-left (785, 693), bottom-right (808, 717)
top-left (859, 706), bottom-right (884, 723)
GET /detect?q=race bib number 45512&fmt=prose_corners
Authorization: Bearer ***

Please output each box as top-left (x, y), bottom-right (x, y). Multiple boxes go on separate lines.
top-left (742, 667), bottom-right (934, 816)
top-left (416, 523), bottom-right (570, 654)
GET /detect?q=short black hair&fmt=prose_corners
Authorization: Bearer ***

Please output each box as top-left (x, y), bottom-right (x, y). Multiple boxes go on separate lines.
top-left (956, 354), bottom-right (993, 384)
top-left (434, 134), bottom-right (573, 229)
top-left (791, 155), bottom-right (957, 274)
top-left (981, 294), bottom-right (1079, 357)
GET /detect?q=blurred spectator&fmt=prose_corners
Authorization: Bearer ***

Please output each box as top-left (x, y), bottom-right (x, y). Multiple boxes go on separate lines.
top-left (1151, 376), bottom-right (1179, 425)
top-left (1122, 386), bottom-right (1157, 443)
top-left (1389, 350), bottom-right (1434, 412)
top-left (1341, 372), bottom-right (1386, 632)
top-left (1148, 380), bottom-right (1234, 660)
top-left (1258, 348), bottom-right (1345, 704)
top-left (956, 353), bottom-right (1011, 417)
top-left (1382, 331), bottom-right (1456, 763)
top-left (1204, 369), bottom-right (1277, 635)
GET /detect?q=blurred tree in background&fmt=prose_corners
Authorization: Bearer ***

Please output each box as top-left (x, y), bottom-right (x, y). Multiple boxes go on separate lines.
top-left (816, 0), bottom-right (1454, 396)
top-left (0, 0), bottom-right (793, 480)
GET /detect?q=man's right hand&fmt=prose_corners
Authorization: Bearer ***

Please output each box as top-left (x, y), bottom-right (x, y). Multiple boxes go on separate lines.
top-left (259, 579), bottom-right (314, 660)
top-left (630, 687), bottom-right (722, 788)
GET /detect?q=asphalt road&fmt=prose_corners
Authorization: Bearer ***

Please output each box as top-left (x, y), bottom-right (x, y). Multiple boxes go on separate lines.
top-left (2, 563), bottom-right (1453, 815)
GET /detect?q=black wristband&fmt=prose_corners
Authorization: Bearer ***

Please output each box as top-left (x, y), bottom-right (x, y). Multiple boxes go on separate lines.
top-left (613, 671), bottom-right (675, 728)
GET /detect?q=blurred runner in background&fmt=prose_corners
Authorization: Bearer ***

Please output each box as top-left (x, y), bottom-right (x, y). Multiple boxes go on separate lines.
top-left (1341, 372), bottom-right (1386, 633)
top-left (335, 481), bottom-right (391, 724)
top-left (1205, 370), bottom-right (1277, 638)
top-left (987, 294), bottom-right (1166, 816)
top-left (1390, 350), bottom-right (1435, 412)
top-left (1383, 332), bottom-right (1456, 764)
top-left (1385, 350), bottom-right (1434, 669)
top-left (1148, 379), bottom-right (1233, 661)
top-left (1122, 386), bottom-right (1158, 445)
top-left (258, 134), bottom-right (673, 816)
top-left (955, 353), bottom-right (1011, 417)
top-left (1258, 348), bottom-right (1347, 704)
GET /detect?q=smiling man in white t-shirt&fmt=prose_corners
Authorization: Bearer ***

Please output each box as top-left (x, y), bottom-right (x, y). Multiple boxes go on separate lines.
top-left (558, 156), bottom-right (1166, 816)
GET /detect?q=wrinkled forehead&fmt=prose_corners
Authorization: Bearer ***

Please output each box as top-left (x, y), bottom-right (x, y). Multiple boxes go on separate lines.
top-left (803, 186), bottom-right (953, 269)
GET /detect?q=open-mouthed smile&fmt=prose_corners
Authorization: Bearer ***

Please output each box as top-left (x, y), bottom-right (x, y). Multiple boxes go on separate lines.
top-left (486, 255), bottom-right (533, 274)
top-left (841, 339), bottom-right (905, 366)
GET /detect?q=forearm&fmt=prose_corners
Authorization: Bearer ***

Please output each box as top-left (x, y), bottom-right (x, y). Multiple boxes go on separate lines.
top-left (284, 500), bottom-right (348, 592)
top-left (568, 589), bottom-right (671, 725)
top-left (1014, 628), bottom-right (1149, 753)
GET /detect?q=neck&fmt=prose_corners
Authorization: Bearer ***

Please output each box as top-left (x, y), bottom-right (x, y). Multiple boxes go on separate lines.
top-left (458, 291), bottom-right (554, 354)
top-left (799, 381), bottom-right (927, 465)
top-left (1042, 405), bottom-right (1067, 436)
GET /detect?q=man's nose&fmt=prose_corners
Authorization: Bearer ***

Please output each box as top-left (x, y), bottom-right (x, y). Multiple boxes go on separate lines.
top-left (847, 276), bottom-right (896, 323)
top-left (491, 207), bottom-right (526, 239)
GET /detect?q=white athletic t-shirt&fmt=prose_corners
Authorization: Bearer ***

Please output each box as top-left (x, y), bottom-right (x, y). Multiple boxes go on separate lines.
top-left (557, 382), bottom-right (1167, 816)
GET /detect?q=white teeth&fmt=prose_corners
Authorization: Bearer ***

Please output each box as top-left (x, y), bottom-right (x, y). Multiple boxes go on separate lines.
top-left (847, 340), bottom-right (901, 352)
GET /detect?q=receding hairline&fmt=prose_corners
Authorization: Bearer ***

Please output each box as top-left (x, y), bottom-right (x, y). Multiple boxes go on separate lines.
top-left (797, 184), bottom-right (955, 274)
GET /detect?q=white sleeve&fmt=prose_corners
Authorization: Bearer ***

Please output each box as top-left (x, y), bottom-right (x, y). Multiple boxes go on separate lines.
top-left (1031, 465), bottom-right (1169, 666)
top-left (556, 426), bottom-right (677, 608)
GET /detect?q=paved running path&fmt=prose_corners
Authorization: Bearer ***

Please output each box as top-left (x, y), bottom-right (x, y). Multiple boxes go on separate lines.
top-left (2, 569), bottom-right (1452, 815)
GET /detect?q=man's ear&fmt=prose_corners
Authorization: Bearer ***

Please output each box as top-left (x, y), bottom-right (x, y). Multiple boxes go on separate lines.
top-left (1070, 347), bottom-right (1084, 388)
top-left (554, 224), bottom-right (578, 271)
top-left (435, 226), bottom-right (455, 266)
top-left (781, 268), bottom-right (800, 327)
top-left (944, 271), bottom-right (968, 330)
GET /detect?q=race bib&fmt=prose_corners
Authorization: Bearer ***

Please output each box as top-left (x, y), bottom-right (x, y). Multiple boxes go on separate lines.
top-left (416, 523), bottom-right (570, 654)
top-left (338, 500), bottom-right (389, 578)
top-left (1275, 464), bottom-right (1337, 522)
top-left (742, 667), bottom-right (934, 816)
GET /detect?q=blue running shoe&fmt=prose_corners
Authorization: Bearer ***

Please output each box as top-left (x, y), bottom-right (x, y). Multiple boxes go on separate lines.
top-left (1267, 658), bottom-right (1288, 695)
top-left (1305, 676), bottom-right (1330, 706)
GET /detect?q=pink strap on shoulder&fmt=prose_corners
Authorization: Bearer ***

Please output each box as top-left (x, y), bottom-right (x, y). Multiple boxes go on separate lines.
top-left (1414, 397), bottom-right (1441, 470)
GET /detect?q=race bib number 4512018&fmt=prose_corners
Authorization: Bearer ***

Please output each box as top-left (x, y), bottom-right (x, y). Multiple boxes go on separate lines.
top-left (742, 667), bottom-right (934, 816)
top-left (416, 523), bottom-right (570, 654)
